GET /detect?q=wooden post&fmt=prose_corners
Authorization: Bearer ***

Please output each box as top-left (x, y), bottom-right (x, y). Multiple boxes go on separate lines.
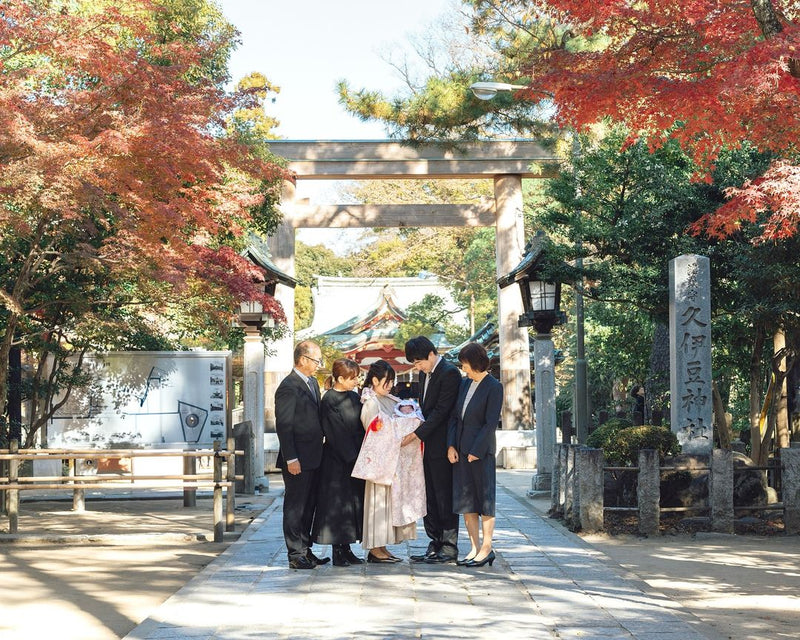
top-left (183, 450), bottom-right (197, 508)
top-left (213, 440), bottom-right (223, 542)
top-left (70, 457), bottom-right (84, 512)
top-left (226, 436), bottom-right (236, 532)
top-left (8, 439), bottom-right (19, 534)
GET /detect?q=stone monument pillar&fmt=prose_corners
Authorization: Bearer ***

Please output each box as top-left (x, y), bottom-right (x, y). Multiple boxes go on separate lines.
top-left (243, 334), bottom-right (266, 489)
top-left (493, 174), bottom-right (532, 430)
top-left (669, 254), bottom-right (712, 455)
top-left (532, 333), bottom-right (556, 491)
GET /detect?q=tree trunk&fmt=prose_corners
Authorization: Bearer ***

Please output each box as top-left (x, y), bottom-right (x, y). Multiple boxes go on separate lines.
top-left (712, 381), bottom-right (732, 449)
top-left (774, 329), bottom-right (789, 450)
top-left (751, 0), bottom-right (783, 38)
top-left (749, 324), bottom-right (766, 463)
top-left (0, 314), bottom-right (19, 433)
top-left (25, 342), bottom-right (87, 448)
top-left (751, 0), bottom-right (800, 76)
top-left (760, 401), bottom-right (776, 466)
top-left (612, 378), bottom-right (630, 416)
top-left (646, 321), bottom-right (670, 419)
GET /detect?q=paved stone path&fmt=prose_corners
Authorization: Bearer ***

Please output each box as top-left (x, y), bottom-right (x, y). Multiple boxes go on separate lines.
top-left (124, 473), bottom-right (712, 640)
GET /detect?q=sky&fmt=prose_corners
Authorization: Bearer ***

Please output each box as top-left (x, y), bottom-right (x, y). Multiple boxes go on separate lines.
top-left (218, 0), bottom-right (456, 248)
top-left (219, 0), bottom-right (453, 140)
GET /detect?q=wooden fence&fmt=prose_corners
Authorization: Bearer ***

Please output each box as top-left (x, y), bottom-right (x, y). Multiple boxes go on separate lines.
top-left (0, 438), bottom-right (242, 542)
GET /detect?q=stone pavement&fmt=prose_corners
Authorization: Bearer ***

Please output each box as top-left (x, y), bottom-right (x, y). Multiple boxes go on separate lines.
top-left (123, 471), bottom-right (714, 640)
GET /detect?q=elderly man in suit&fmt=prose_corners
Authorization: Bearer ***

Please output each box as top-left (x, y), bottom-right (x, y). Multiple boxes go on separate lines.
top-left (275, 340), bottom-right (330, 569)
top-left (402, 336), bottom-right (462, 564)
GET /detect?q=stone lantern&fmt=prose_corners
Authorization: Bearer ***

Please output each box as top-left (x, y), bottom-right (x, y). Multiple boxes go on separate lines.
top-left (498, 231), bottom-right (564, 493)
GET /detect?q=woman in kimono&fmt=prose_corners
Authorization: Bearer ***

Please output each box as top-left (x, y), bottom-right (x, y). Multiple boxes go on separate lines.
top-left (359, 359), bottom-right (418, 563)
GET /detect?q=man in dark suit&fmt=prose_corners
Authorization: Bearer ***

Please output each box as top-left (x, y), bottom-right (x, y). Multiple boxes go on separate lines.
top-left (275, 340), bottom-right (330, 569)
top-left (402, 336), bottom-right (462, 563)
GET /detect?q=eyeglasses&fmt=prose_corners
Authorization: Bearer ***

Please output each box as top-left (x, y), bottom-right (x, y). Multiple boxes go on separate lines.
top-left (303, 354), bottom-right (323, 367)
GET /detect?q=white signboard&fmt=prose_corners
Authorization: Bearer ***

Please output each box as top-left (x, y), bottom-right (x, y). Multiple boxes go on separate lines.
top-left (48, 351), bottom-right (231, 448)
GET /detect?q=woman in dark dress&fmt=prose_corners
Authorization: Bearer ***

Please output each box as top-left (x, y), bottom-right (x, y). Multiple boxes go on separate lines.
top-left (447, 343), bottom-right (503, 568)
top-left (312, 358), bottom-right (365, 567)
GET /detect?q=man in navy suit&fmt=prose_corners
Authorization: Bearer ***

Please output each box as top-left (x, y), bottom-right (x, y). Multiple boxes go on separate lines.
top-left (403, 336), bottom-right (462, 563)
top-left (275, 340), bottom-right (330, 569)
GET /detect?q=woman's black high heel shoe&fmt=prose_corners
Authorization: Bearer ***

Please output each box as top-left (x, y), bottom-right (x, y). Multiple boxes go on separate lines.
top-left (465, 550), bottom-right (495, 567)
top-left (456, 555), bottom-right (476, 566)
top-left (344, 547), bottom-right (364, 565)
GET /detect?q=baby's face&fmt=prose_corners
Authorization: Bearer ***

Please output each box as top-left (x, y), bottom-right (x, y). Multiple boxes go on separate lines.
top-left (398, 405), bottom-right (414, 414)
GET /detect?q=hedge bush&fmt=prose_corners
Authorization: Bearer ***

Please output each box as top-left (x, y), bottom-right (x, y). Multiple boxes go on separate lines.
top-left (590, 423), bottom-right (680, 466)
top-left (586, 417), bottom-right (634, 452)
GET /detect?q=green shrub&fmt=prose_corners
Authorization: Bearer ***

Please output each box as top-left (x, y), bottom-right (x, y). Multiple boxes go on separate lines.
top-left (586, 417), bottom-right (634, 451)
top-left (600, 425), bottom-right (680, 466)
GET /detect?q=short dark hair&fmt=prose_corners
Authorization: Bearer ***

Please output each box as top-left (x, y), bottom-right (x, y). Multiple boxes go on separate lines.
top-left (404, 336), bottom-right (437, 362)
top-left (458, 342), bottom-right (490, 372)
top-left (364, 359), bottom-right (396, 389)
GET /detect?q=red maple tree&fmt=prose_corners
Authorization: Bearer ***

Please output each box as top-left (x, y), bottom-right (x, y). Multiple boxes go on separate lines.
top-left (0, 1), bottom-right (287, 424)
top-left (0, 1), bottom-right (286, 318)
top-left (517, 0), bottom-right (800, 239)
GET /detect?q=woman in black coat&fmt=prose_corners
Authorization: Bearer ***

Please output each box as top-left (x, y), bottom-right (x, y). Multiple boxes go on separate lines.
top-left (312, 358), bottom-right (365, 567)
top-left (447, 343), bottom-right (503, 568)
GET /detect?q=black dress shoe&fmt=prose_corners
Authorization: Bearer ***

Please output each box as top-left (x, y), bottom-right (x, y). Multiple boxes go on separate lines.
top-left (424, 551), bottom-right (457, 564)
top-left (367, 552), bottom-right (397, 564)
top-left (456, 555), bottom-right (476, 566)
top-left (288, 556), bottom-right (315, 569)
top-left (307, 550), bottom-right (330, 566)
top-left (465, 550), bottom-right (495, 567)
top-left (409, 549), bottom-right (438, 562)
top-left (344, 548), bottom-right (364, 565)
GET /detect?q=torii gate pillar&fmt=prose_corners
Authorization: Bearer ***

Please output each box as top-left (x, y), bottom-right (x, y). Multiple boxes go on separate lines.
top-left (265, 180), bottom-right (297, 433)
top-left (494, 175), bottom-right (532, 429)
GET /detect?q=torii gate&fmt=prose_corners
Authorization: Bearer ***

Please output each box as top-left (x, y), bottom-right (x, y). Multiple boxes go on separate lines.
top-left (265, 140), bottom-right (558, 434)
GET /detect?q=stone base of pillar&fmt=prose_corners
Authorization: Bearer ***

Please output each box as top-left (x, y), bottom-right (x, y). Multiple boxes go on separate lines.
top-left (254, 474), bottom-right (269, 493)
top-left (529, 472), bottom-right (551, 496)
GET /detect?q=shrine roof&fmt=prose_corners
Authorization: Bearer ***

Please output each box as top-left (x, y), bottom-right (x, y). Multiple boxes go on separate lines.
top-left (242, 233), bottom-right (296, 288)
top-left (302, 275), bottom-right (465, 339)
